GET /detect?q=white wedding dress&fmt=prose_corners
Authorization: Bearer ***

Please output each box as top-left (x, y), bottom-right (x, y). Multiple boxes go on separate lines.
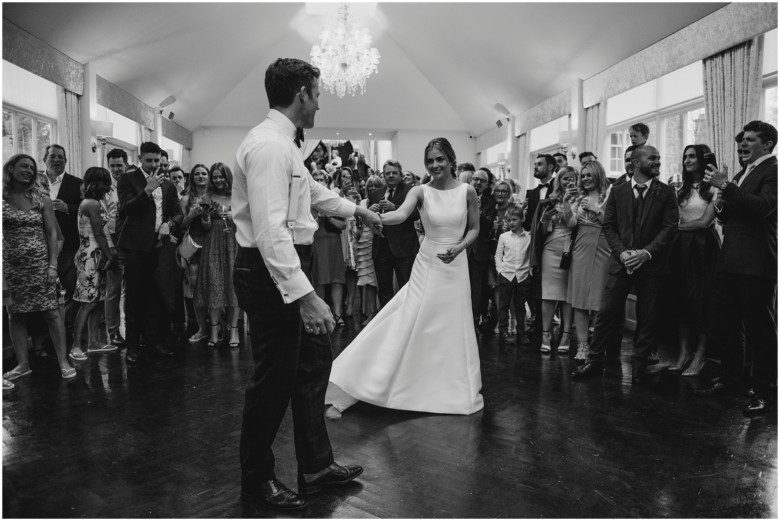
top-left (326, 182), bottom-right (484, 415)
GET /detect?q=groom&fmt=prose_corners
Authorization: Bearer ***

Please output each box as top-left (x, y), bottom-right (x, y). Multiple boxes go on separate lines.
top-left (232, 58), bottom-right (381, 510)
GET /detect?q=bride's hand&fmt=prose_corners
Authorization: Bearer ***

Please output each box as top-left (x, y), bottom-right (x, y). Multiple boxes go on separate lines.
top-left (437, 247), bottom-right (461, 264)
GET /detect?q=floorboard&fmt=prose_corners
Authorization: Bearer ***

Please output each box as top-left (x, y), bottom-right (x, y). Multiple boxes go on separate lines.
top-left (3, 317), bottom-right (776, 518)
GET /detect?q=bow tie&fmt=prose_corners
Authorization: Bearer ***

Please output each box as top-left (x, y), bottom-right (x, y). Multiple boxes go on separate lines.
top-left (294, 127), bottom-right (304, 148)
top-left (540, 183), bottom-right (550, 189)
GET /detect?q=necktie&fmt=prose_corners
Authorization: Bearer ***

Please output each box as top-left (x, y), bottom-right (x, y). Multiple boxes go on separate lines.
top-left (632, 184), bottom-right (647, 248)
top-left (294, 127), bottom-right (304, 148)
top-left (388, 188), bottom-right (395, 200)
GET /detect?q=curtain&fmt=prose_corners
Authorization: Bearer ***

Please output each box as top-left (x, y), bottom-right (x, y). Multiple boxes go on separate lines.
top-left (181, 147), bottom-right (191, 172)
top-left (57, 88), bottom-right (82, 177)
top-left (300, 139), bottom-right (320, 164)
top-left (703, 37), bottom-right (763, 179)
top-left (584, 101), bottom-right (606, 162)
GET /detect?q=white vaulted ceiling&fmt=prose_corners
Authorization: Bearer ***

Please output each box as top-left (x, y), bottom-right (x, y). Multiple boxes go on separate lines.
top-left (3, 2), bottom-right (727, 137)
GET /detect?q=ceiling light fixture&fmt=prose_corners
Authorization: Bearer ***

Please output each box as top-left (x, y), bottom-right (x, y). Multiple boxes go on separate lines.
top-left (310, 3), bottom-right (380, 98)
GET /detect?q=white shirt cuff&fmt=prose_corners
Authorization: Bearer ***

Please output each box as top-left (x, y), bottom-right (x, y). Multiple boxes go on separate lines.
top-left (276, 269), bottom-right (314, 304)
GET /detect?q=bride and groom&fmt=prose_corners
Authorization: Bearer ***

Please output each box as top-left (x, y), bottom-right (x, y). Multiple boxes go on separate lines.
top-left (325, 137), bottom-right (485, 418)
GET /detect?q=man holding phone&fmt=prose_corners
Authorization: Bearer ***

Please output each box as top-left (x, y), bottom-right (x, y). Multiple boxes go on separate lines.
top-left (117, 141), bottom-right (183, 364)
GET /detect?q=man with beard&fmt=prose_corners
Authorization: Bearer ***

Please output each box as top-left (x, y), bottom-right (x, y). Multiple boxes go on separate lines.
top-left (572, 145), bottom-right (678, 382)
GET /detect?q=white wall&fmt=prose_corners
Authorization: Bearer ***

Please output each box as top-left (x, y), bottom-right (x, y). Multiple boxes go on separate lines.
top-left (191, 127), bottom-right (249, 168)
top-left (392, 130), bottom-right (475, 178)
top-left (3, 60), bottom-right (58, 119)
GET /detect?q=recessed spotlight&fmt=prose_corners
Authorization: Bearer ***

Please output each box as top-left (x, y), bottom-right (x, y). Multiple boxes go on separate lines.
top-left (369, 133), bottom-right (372, 136)
top-left (336, 132), bottom-right (340, 135)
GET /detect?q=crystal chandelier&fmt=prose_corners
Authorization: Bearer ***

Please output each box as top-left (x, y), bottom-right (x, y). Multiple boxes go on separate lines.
top-left (310, 3), bottom-right (380, 98)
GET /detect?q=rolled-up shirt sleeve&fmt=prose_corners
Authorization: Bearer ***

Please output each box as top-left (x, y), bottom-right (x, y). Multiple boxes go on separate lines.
top-left (245, 141), bottom-right (312, 304)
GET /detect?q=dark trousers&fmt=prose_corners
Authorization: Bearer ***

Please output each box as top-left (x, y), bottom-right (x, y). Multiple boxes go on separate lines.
top-left (468, 256), bottom-right (490, 321)
top-left (234, 246), bottom-right (334, 479)
top-left (497, 275), bottom-right (530, 335)
top-left (711, 273), bottom-right (777, 392)
top-left (57, 248), bottom-right (78, 330)
top-left (122, 247), bottom-right (166, 347)
top-left (374, 239), bottom-right (415, 307)
top-left (588, 271), bottom-right (663, 365)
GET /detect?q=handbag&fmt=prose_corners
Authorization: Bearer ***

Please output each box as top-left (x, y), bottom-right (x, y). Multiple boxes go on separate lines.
top-left (176, 232), bottom-right (202, 268)
top-left (559, 236), bottom-right (573, 270)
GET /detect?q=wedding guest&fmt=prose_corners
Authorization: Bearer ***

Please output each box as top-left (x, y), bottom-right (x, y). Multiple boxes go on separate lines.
top-left (104, 148), bottom-right (127, 347)
top-left (169, 166), bottom-right (186, 197)
top-left (700, 121), bottom-right (777, 416)
top-left (195, 162), bottom-right (240, 348)
top-left (567, 161), bottom-right (610, 363)
top-left (356, 176), bottom-right (382, 325)
top-left (311, 170), bottom-right (347, 326)
top-left (329, 149), bottom-right (342, 169)
top-left (69, 168), bottom-right (118, 360)
top-left (537, 167), bottom-right (577, 353)
top-left (494, 205), bottom-right (532, 344)
top-left (482, 179), bottom-right (514, 334)
top-left (456, 162), bottom-right (476, 185)
top-left (468, 168), bottom-right (497, 329)
top-left (2, 154), bottom-right (76, 381)
top-left (402, 170), bottom-right (420, 186)
top-left (180, 164), bottom-right (211, 343)
top-left (629, 123), bottom-right (650, 147)
top-left (335, 167), bottom-right (361, 320)
top-left (666, 145), bottom-right (721, 375)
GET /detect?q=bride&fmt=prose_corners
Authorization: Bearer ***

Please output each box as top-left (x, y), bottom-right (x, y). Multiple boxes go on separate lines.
top-left (326, 137), bottom-right (484, 417)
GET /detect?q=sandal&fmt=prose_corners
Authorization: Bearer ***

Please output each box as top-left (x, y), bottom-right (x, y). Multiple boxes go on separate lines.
top-left (60, 367), bottom-right (77, 380)
top-left (557, 331), bottom-right (571, 354)
top-left (540, 331), bottom-right (551, 354)
top-left (3, 379), bottom-right (15, 390)
top-left (208, 323), bottom-right (222, 347)
top-left (3, 368), bottom-right (32, 381)
top-left (68, 349), bottom-right (88, 361)
top-left (87, 344), bottom-right (118, 354)
top-left (189, 330), bottom-right (208, 343)
top-left (229, 326), bottom-right (240, 348)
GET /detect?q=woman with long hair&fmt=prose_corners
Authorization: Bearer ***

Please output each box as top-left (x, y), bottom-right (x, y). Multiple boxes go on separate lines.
top-left (537, 166), bottom-right (578, 353)
top-left (69, 167), bottom-right (118, 360)
top-left (336, 167), bottom-right (361, 320)
top-left (2, 154), bottom-right (76, 380)
top-left (669, 144), bottom-right (721, 375)
top-left (194, 162), bottom-right (241, 348)
top-left (180, 164), bottom-right (211, 343)
top-left (566, 161), bottom-right (611, 363)
top-left (326, 137), bottom-right (483, 418)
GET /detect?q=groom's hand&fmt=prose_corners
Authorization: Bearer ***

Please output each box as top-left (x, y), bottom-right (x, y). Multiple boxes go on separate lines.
top-left (355, 206), bottom-right (383, 234)
top-left (299, 291), bottom-right (335, 335)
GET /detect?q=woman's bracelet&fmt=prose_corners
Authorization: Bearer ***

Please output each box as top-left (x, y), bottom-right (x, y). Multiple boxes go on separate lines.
top-left (48, 265), bottom-right (57, 270)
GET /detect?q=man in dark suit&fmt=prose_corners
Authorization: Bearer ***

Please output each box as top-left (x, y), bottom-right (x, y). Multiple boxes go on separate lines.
top-left (370, 159), bottom-right (420, 307)
top-left (699, 120), bottom-right (777, 416)
top-left (572, 145), bottom-right (678, 382)
top-left (610, 145), bottom-right (636, 187)
top-left (467, 168), bottom-right (496, 329)
top-left (41, 144), bottom-right (82, 323)
top-left (117, 141), bottom-right (182, 364)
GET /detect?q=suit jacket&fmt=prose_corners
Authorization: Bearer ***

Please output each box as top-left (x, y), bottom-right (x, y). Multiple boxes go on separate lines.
top-left (372, 182), bottom-right (420, 259)
top-left (467, 192), bottom-right (497, 262)
top-left (716, 155), bottom-right (777, 279)
top-left (117, 169), bottom-right (183, 252)
top-left (52, 173), bottom-right (83, 252)
top-left (522, 182), bottom-right (552, 232)
top-left (602, 178), bottom-right (678, 276)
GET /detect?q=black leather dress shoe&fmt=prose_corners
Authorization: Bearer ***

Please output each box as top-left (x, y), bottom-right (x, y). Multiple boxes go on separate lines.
top-left (571, 362), bottom-right (603, 379)
top-left (298, 462), bottom-right (364, 495)
top-left (693, 381), bottom-right (730, 397)
top-left (109, 332), bottom-right (126, 348)
top-left (153, 344), bottom-right (173, 357)
top-left (125, 347), bottom-right (140, 364)
top-left (743, 396), bottom-right (772, 417)
top-left (241, 478), bottom-right (307, 511)
top-left (632, 362), bottom-right (667, 383)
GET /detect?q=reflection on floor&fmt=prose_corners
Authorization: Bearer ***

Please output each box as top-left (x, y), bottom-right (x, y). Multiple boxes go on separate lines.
top-left (3, 318), bottom-right (777, 518)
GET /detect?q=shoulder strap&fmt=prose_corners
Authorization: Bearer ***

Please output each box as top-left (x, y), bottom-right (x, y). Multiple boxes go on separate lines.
top-left (287, 172), bottom-right (303, 231)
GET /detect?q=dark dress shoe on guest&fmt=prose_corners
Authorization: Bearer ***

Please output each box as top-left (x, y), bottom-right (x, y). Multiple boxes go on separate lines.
top-left (153, 344), bottom-right (174, 357)
top-left (647, 352), bottom-right (660, 365)
top-left (109, 332), bottom-right (126, 348)
top-left (241, 478), bottom-right (308, 511)
top-left (632, 362), bottom-right (667, 383)
top-left (743, 396), bottom-right (773, 417)
top-left (694, 380), bottom-right (730, 397)
top-left (571, 361), bottom-right (603, 379)
top-left (125, 347), bottom-right (140, 365)
top-left (297, 462), bottom-right (364, 495)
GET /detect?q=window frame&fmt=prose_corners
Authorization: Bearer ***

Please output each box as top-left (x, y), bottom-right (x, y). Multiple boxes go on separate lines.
top-left (3, 103), bottom-right (57, 167)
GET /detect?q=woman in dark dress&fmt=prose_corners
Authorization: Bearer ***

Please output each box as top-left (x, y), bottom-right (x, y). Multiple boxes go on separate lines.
top-left (669, 144), bottom-right (721, 376)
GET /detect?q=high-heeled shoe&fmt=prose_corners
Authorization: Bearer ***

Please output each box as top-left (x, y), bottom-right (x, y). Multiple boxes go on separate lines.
top-left (540, 331), bottom-right (551, 353)
top-left (682, 361), bottom-right (704, 377)
top-left (361, 312), bottom-right (376, 327)
top-left (208, 323), bottom-right (223, 347)
top-left (229, 326), bottom-right (240, 348)
top-left (557, 331), bottom-right (571, 354)
top-left (670, 356), bottom-right (693, 372)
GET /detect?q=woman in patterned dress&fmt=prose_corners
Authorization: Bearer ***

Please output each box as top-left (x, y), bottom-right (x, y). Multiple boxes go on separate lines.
top-left (337, 167), bottom-right (361, 320)
top-left (356, 175), bottom-right (382, 325)
top-left (69, 167), bottom-right (118, 361)
top-left (2, 154), bottom-right (76, 380)
top-left (194, 162), bottom-right (240, 348)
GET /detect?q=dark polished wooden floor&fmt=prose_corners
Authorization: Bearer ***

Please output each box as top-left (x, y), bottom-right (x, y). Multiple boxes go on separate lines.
top-left (3, 317), bottom-right (777, 518)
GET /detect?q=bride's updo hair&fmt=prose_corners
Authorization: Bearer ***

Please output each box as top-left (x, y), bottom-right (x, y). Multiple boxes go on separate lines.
top-left (424, 137), bottom-right (457, 178)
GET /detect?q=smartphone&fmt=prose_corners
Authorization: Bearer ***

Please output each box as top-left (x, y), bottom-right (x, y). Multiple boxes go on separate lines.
top-left (703, 152), bottom-right (718, 169)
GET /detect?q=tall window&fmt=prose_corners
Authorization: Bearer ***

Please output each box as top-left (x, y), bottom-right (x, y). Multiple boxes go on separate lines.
top-left (763, 82), bottom-right (778, 130)
top-left (3, 106), bottom-right (55, 166)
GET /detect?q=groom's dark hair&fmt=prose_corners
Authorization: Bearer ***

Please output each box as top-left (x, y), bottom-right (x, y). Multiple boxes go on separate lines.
top-left (265, 58), bottom-right (321, 109)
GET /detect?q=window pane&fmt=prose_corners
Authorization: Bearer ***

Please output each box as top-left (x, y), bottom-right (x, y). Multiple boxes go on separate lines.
top-left (36, 118), bottom-right (53, 162)
top-left (3, 109), bottom-right (14, 162)
top-left (17, 113), bottom-right (33, 158)
top-left (765, 86), bottom-right (778, 130)
top-left (686, 107), bottom-right (708, 145)
top-left (662, 114), bottom-right (683, 180)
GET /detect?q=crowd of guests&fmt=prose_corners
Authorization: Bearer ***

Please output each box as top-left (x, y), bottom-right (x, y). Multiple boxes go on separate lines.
top-left (3, 119), bottom-right (776, 417)
top-left (2, 142), bottom-right (241, 390)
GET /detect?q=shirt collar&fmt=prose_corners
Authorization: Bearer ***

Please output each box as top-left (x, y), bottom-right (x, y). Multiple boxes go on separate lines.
top-left (747, 153), bottom-right (772, 171)
top-left (511, 229), bottom-right (526, 238)
top-left (267, 109), bottom-right (298, 142)
top-left (47, 171), bottom-right (65, 184)
top-left (631, 177), bottom-right (650, 190)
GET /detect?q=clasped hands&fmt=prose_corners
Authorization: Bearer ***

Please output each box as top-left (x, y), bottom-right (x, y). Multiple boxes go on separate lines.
top-left (358, 206), bottom-right (384, 234)
top-left (620, 249), bottom-right (650, 272)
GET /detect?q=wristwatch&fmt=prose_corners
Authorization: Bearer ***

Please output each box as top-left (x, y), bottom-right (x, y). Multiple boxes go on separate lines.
top-left (719, 179), bottom-right (731, 190)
